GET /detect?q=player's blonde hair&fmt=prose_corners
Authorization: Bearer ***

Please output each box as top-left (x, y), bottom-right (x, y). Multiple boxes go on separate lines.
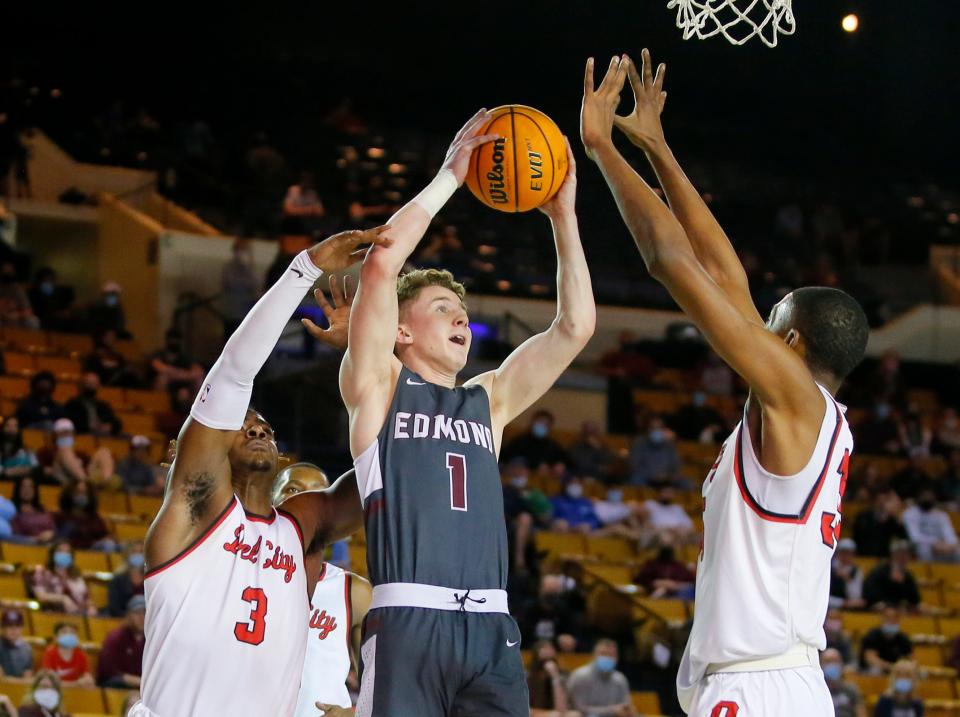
top-left (397, 269), bottom-right (466, 311)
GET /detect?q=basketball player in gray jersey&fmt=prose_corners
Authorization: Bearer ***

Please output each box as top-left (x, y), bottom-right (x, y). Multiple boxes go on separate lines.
top-left (340, 110), bottom-right (595, 716)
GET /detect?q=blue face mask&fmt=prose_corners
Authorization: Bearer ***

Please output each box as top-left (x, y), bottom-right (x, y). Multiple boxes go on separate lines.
top-left (692, 392), bottom-right (707, 407)
top-left (127, 553), bottom-right (146, 569)
top-left (649, 429), bottom-right (666, 444)
top-left (53, 552), bottom-right (73, 570)
top-left (894, 677), bottom-right (913, 694)
top-left (56, 632), bottom-right (79, 650)
top-left (56, 436), bottom-right (74, 449)
top-left (566, 484), bottom-right (583, 499)
top-left (39, 281), bottom-right (55, 296)
top-left (881, 623), bottom-right (900, 637)
top-left (104, 293), bottom-right (119, 307)
top-left (607, 490), bottom-right (624, 503)
top-left (595, 655), bottom-right (617, 673)
top-left (531, 423), bottom-right (549, 439)
top-left (822, 663), bottom-right (842, 681)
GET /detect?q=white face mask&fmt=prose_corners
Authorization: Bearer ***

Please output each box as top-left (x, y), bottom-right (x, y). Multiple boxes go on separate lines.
top-left (33, 687), bottom-right (60, 709)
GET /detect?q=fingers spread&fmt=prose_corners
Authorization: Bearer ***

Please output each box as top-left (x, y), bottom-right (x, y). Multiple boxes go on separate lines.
top-left (642, 48), bottom-right (654, 87)
top-left (453, 109), bottom-right (487, 143)
top-left (624, 55), bottom-right (643, 100)
top-left (654, 62), bottom-right (667, 92)
top-left (314, 286), bottom-right (335, 314)
top-left (301, 317), bottom-right (324, 338)
top-left (342, 274), bottom-right (355, 303)
top-left (328, 274), bottom-right (340, 309)
top-left (597, 55), bottom-right (620, 94)
top-left (584, 57), bottom-right (595, 95)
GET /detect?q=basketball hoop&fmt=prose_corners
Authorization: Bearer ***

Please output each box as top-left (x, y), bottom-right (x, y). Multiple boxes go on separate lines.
top-left (668, 0), bottom-right (796, 47)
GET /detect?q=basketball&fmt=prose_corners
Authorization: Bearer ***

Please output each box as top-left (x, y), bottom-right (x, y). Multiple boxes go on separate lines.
top-left (465, 105), bottom-right (568, 213)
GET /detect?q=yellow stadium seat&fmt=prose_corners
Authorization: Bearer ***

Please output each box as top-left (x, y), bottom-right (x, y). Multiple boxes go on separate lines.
top-left (586, 535), bottom-right (637, 562)
top-left (847, 673), bottom-right (888, 698)
top-left (2, 542), bottom-right (50, 568)
top-left (34, 355), bottom-right (82, 381)
top-left (128, 495), bottom-right (162, 521)
top-left (38, 484), bottom-right (61, 513)
top-left (114, 523), bottom-right (149, 542)
top-left (917, 677), bottom-right (957, 700)
top-left (0, 374), bottom-right (30, 399)
top-left (20, 427), bottom-right (47, 451)
top-left (87, 615), bottom-right (125, 644)
top-left (923, 585), bottom-right (945, 608)
top-left (74, 550), bottom-right (110, 573)
top-left (48, 332), bottom-right (95, 357)
top-left (97, 436), bottom-right (130, 460)
top-left (557, 652), bottom-right (593, 672)
top-left (842, 610), bottom-right (882, 636)
top-left (61, 686), bottom-right (106, 714)
top-left (2, 327), bottom-right (49, 353)
top-left (0, 483), bottom-right (10, 499)
top-left (632, 691), bottom-right (662, 715)
top-left (0, 677), bottom-right (30, 706)
top-left (97, 490), bottom-right (130, 515)
top-left (74, 434), bottom-right (97, 454)
top-left (88, 581), bottom-right (109, 611)
top-left (534, 532), bottom-right (586, 559)
top-left (931, 564), bottom-right (960, 586)
top-left (53, 381), bottom-right (79, 404)
top-left (29, 611), bottom-right (88, 640)
top-left (74, 713), bottom-right (112, 717)
top-left (914, 643), bottom-right (945, 667)
top-left (104, 688), bottom-right (137, 715)
top-left (97, 386), bottom-right (128, 411)
top-left (636, 598), bottom-right (688, 622)
top-left (125, 389), bottom-right (170, 414)
top-left (939, 617), bottom-right (960, 638)
top-left (585, 563), bottom-right (635, 587)
top-left (901, 615), bottom-right (938, 635)
top-left (0, 569), bottom-right (28, 600)
top-left (117, 412), bottom-right (156, 436)
top-left (4, 352), bottom-right (35, 376)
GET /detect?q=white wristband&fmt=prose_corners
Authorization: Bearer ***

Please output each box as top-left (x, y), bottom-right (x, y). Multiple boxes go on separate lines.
top-left (412, 170), bottom-right (458, 218)
top-left (289, 249), bottom-right (324, 285)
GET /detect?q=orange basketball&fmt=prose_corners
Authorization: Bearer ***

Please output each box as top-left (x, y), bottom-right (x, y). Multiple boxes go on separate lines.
top-left (465, 105), bottom-right (568, 213)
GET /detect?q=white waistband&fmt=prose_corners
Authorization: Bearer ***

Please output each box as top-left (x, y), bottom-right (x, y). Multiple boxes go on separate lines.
top-left (706, 644), bottom-right (820, 675)
top-left (371, 583), bottom-right (509, 614)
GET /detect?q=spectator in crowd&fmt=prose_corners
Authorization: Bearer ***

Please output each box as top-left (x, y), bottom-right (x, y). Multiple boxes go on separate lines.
top-left (0, 416), bottom-right (39, 479)
top-left (567, 639), bottom-right (636, 717)
top-left (502, 459), bottom-right (553, 527)
top-left (848, 462), bottom-right (890, 503)
top-left (42, 419), bottom-right (115, 487)
top-left (830, 538), bottom-right (866, 609)
top-left (599, 331), bottom-right (656, 384)
top-left (84, 329), bottom-right (137, 387)
top-left (10, 474), bottom-right (56, 543)
top-left (501, 461), bottom-right (537, 574)
top-left (97, 595), bottom-right (145, 688)
top-left (874, 660), bottom-right (923, 717)
top-left (16, 372), bottom-right (65, 430)
top-left (147, 329), bottom-right (204, 392)
top-left (860, 607), bottom-right (914, 673)
top-left (699, 351), bottom-right (733, 396)
top-left (0, 609), bottom-right (33, 679)
top-left (854, 492), bottom-right (908, 558)
top-left (821, 647), bottom-right (866, 717)
top-left (824, 608), bottom-right (854, 665)
top-left (593, 487), bottom-right (638, 534)
top-left (27, 267), bottom-right (73, 331)
top-left (640, 483), bottom-right (696, 543)
top-left (890, 457), bottom-right (933, 502)
top-left (857, 403), bottom-right (902, 455)
top-left (871, 351), bottom-right (905, 405)
top-left (629, 417), bottom-right (684, 487)
top-left (0, 260), bottom-right (39, 329)
top-left (0, 491), bottom-right (14, 540)
top-left (863, 540), bottom-right (921, 609)
top-left (40, 623), bottom-right (93, 686)
top-left (64, 372), bottom-right (122, 436)
top-left (501, 411), bottom-right (569, 471)
top-left (155, 385), bottom-right (192, 440)
top-left (87, 281), bottom-right (130, 339)
top-left (518, 574), bottom-right (587, 649)
top-left (671, 391), bottom-right (723, 441)
top-left (18, 671), bottom-right (68, 717)
top-left (55, 479), bottom-right (111, 550)
top-left (281, 171), bottom-right (325, 235)
top-left (935, 407), bottom-right (960, 455)
top-left (116, 435), bottom-right (163, 496)
top-left (107, 542), bottom-right (146, 618)
top-left (221, 238), bottom-right (259, 337)
top-left (29, 542), bottom-right (94, 615)
top-left (634, 540), bottom-right (695, 599)
top-left (551, 478), bottom-right (600, 534)
top-left (902, 486), bottom-right (959, 561)
top-left (527, 640), bottom-right (573, 715)
top-left (898, 403), bottom-right (932, 459)
top-left (568, 421), bottom-right (615, 481)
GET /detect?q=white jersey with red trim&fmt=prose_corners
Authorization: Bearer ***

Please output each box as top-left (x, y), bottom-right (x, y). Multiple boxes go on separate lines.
top-left (677, 385), bottom-right (852, 710)
top-left (294, 563), bottom-right (353, 715)
top-left (140, 496), bottom-right (308, 717)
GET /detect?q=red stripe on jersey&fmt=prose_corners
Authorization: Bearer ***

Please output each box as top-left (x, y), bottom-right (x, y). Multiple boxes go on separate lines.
top-left (244, 507), bottom-right (277, 524)
top-left (344, 573), bottom-right (353, 653)
top-left (145, 496), bottom-right (237, 578)
top-left (733, 402), bottom-right (843, 524)
top-left (317, 562), bottom-right (328, 584)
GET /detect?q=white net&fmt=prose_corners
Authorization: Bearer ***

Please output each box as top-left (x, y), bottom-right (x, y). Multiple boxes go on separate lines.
top-left (668, 0), bottom-right (796, 47)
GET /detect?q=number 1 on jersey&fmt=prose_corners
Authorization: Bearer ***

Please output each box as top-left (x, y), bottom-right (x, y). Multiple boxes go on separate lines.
top-left (447, 452), bottom-right (468, 512)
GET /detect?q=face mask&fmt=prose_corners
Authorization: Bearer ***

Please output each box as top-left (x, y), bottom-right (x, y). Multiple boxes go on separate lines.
top-left (881, 623), bottom-right (900, 637)
top-left (510, 476), bottom-right (528, 489)
top-left (692, 392), bottom-right (707, 407)
top-left (104, 293), bottom-right (119, 307)
top-left (127, 553), bottom-right (146, 569)
top-left (56, 436), bottom-right (74, 449)
top-left (919, 499), bottom-right (935, 511)
top-left (56, 632), bottom-right (79, 650)
top-left (822, 663), bottom-right (842, 681)
top-left (566, 484), bottom-right (583, 499)
top-left (53, 552), bottom-right (73, 570)
top-left (72, 494), bottom-right (89, 509)
top-left (40, 281), bottom-right (55, 296)
top-left (649, 429), bottom-right (666, 444)
top-left (606, 489), bottom-right (623, 503)
top-left (595, 655), bottom-right (617, 673)
top-left (825, 619), bottom-right (843, 634)
top-left (33, 687), bottom-right (60, 710)
top-left (531, 423), bottom-right (549, 439)
top-left (876, 404), bottom-right (891, 419)
top-left (894, 677), bottom-right (913, 694)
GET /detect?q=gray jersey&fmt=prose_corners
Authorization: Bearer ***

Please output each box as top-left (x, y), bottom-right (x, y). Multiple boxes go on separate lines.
top-left (355, 366), bottom-right (508, 590)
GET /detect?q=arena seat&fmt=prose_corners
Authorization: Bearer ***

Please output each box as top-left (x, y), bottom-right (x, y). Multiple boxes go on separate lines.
top-left (923, 585), bottom-right (945, 608)
top-left (0, 568), bottom-right (28, 600)
top-left (0, 483), bottom-right (11, 500)
top-left (848, 672), bottom-right (888, 698)
top-left (53, 381), bottom-right (79, 403)
top-left (88, 615), bottom-right (125, 644)
top-left (38, 484), bottom-right (61, 512)
top-left (97, 385), bottom-right (128, 411)
top-left (534, 532), bottom-right (586, 559)
top-left (104, 688), bottom-right (135, 714)
top-left (61, 685), bottom-right (107, 714)
top-left (2, 541), bottom-right (49, 567)
top-left (1, 327), bottom-right (50, 353)
top-left (631, 691), bottom-right (662, 715)
top-left (918, 676), bottom-right (958, 700)
top-left (939, 617), bottom-right (960, 638)
top-left (841, 610), bottom-right (882, 636)
top-left (901, 614), bottom-right (939, 636)
top-left (586, 535), bottom-right (636, 562)
top-left (34, 355), bottom-right (83, 381)
top-left (117, 412), bottom-right (157, 436)
top-left (20, 427), bottom-right (47, 451)
top-left (88, 581), bottom-right (109, 611)
top-left (74, 433), bottom-right (97, 454)
top-left (4, 352), bottom-right (35, 376)
top-left (114, 523), bottom-right (149, 542)
top-left (29, 610), bottom-right (88, 640)
top-left (74, 550), bottom-right (111, 573)
top-left (97, 435), bottom-right (130, 460)
top-left (128, 495), bottom-right (162, 521)
top-left (931, 565), bottom-right (960, 586)
top-left (915, 642), bottom-right (946, 667)
top-left (584, 563), bottom-right (635, 587)
top-left (125, 389), bottom-right (170, 414)
top-left (0, 374), bottom-right (30, 399)
top-left (48, 332), bottom-right (95, 357)
top-left (635, 598), bottom-right (688, 623)
top-left (114, 339), bottom-right (141, 361)
top-left (0, 677), bottom-right (30, 706)
top-left (97, 490), bottom-right (131, 516)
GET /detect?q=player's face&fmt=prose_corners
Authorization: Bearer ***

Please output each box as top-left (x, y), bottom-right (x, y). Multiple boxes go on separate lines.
top-left (230, 411), bottom-right (279, 476)
top-left (398, 286), bottom-right (472, 372)
top-left (272, 469), bottom-right (330, 506)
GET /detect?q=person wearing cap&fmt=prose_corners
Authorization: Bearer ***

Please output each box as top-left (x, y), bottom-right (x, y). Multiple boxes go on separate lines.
top-left (40, 622), bottom-right (93, 686)
top-left (116, 436), bottom-right (163, 496)
top-left (830, 538), bottom-right (866, 609)
top-left (64, 371), bottom-right (123, 437)
top-left (86, 280), bottom-right (131, 339)
top-left (0, 609), bottom-right (33, 679)
top-left (97, 595), bottom-right (145, 689)
top-left (42, 419), bottom-right (115, 489)
top-left (863, 540), bottom-right (921, 610)
top-left (15, 371), bottom-right (65, 431)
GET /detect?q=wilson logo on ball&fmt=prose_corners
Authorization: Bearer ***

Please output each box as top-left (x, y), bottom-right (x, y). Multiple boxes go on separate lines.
top-left (466, 104), bottom-right (567, 213)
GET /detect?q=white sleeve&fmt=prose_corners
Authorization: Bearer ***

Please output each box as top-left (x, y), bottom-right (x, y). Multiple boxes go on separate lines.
top-left (191, 250), bottom-right (322, 430)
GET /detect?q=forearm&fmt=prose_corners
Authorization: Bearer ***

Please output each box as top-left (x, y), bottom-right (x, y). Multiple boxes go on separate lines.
top-left (550, 212), bottom-right (595, 340)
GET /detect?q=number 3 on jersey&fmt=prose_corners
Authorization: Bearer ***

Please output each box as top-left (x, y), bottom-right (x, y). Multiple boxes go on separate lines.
top-left (447, 452), bottom-right (468, 512)
top-left (820, 449), bottom-right (850, 549)
top-left (235, 587), bottom-right (268, 645)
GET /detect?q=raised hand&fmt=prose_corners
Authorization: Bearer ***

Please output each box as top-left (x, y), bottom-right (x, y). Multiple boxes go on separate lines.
top-left (580, 55), bottom-right (628, 160)
top-left (302, 274), bottom-right (355, 351)
top-left (538, 137), bottom-right (577, 220)
top-left (307, 226), bottom-right (393, 274)
top-left (613, 48), bottom-right (668, 151)
top-left (440, 109), bottom-right (500, 185)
